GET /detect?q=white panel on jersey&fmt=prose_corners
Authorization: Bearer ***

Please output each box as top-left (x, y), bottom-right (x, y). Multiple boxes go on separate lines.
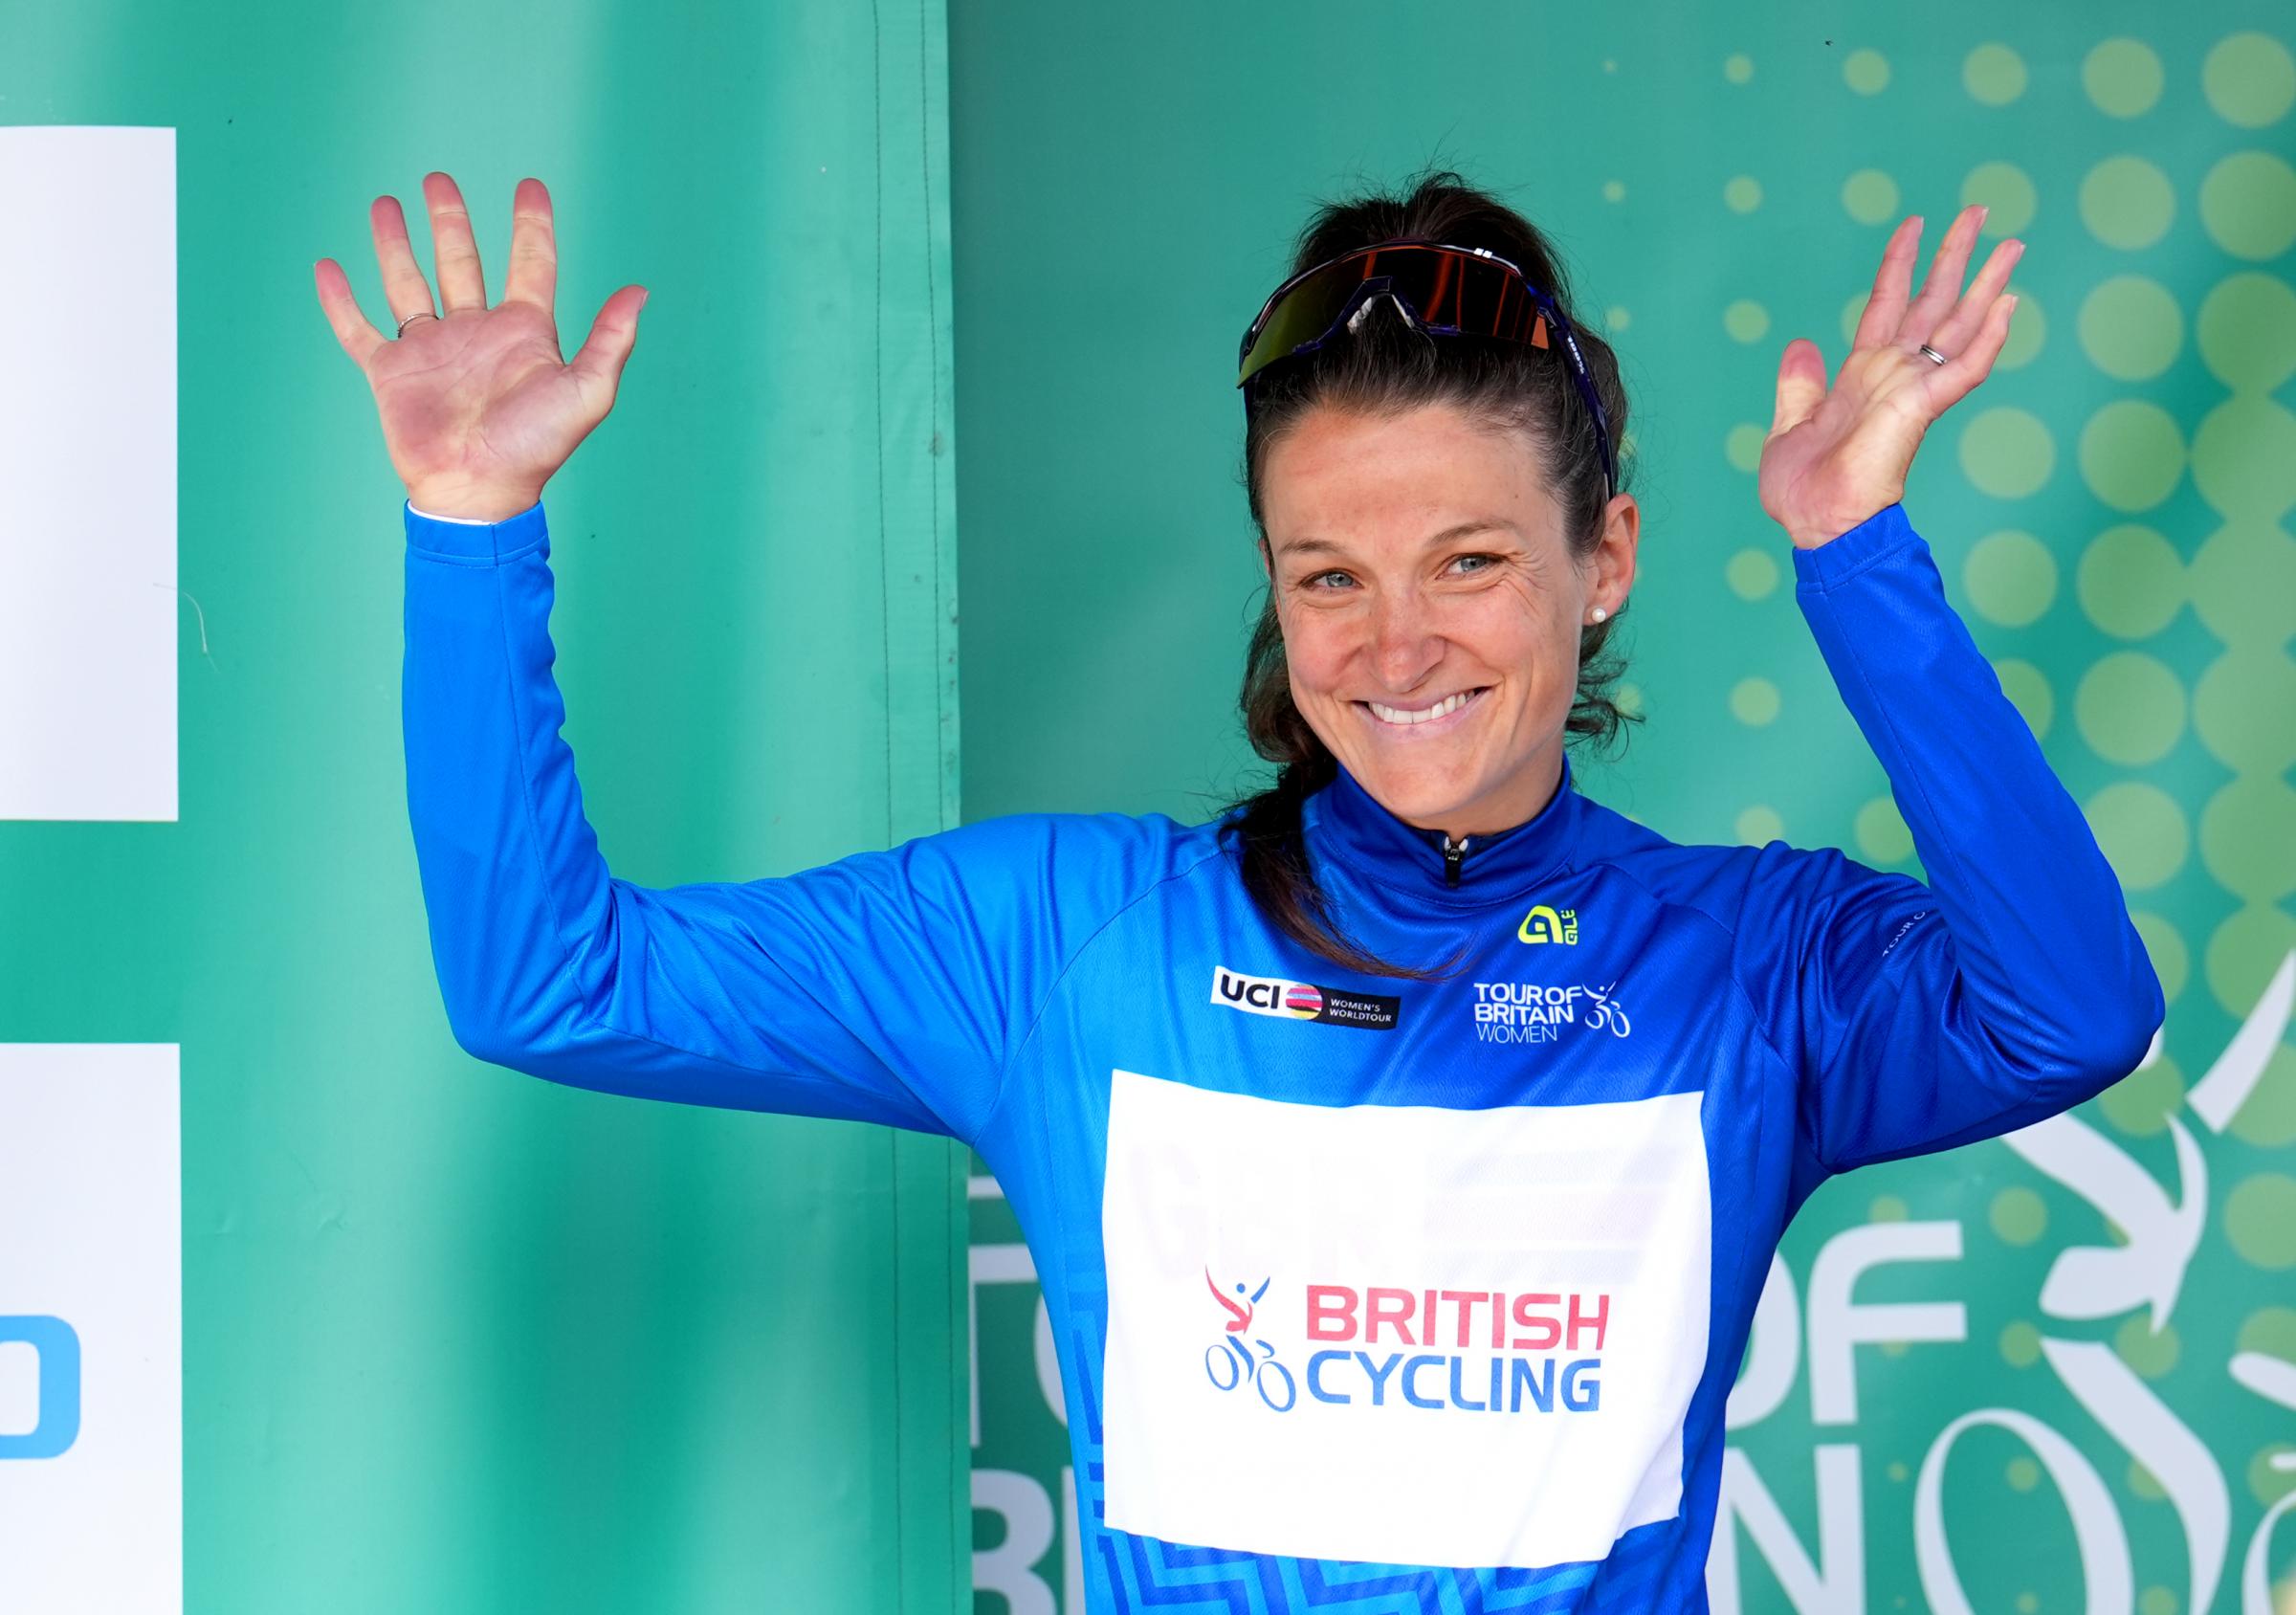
top-left (1100, 1069), bottom-right (1711, 1570)
top-left (0, 1045), bottom-right (182, 1613)
top-left (0, 127), bottom-right (177, 821)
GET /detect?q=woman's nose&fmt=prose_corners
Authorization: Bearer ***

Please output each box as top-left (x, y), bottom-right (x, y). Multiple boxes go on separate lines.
top-left (1367, 591), bottom-right (1442, 687)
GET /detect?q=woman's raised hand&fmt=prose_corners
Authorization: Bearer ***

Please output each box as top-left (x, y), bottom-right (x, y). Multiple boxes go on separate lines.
top-left (315, 173), bottom-right (647, 522)
top-left (1759, 203), bottom-right (2024, 550)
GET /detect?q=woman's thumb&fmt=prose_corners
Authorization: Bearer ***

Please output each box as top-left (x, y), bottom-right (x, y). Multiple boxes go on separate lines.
top-left (1769, 336), bottom-right (1829, 443)
top-left (568, 285), bottom-right (648, 411)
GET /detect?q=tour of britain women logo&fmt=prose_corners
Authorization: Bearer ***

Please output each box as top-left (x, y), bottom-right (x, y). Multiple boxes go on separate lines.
top-left (1469, 981), bottom-right (1632, 1044)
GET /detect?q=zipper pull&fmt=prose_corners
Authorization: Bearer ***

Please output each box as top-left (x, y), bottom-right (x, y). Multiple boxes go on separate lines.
top-left (1443, 834), bottom-right (1468, 888)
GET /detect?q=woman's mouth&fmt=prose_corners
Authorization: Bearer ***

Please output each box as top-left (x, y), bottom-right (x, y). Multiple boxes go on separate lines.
top-left (1357, 686), bottom-right (1490, 734)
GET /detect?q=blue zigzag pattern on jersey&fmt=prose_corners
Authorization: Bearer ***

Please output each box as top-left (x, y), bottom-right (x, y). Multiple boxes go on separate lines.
top-left (1096, 1528), bottom-right (1623, 1614)
top-left (1091, 1512), bottom-right (1686, 1612)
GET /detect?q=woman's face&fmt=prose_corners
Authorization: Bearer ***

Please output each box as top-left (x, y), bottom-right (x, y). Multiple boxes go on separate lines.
top-left (1259, 400), bottom-right (1639, 837)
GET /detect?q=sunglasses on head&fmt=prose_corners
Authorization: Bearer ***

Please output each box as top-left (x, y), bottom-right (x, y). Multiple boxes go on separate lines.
top-left (1235, 238), bottom-right (1618, 505)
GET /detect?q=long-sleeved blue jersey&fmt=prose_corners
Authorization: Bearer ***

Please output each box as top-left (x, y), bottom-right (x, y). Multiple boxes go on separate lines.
top-left (400, 496), bottom-right (2163, 1612)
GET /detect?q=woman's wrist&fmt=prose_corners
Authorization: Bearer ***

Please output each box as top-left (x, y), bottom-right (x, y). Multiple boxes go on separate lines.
top-left (405, 480), bottom-right (543, 523)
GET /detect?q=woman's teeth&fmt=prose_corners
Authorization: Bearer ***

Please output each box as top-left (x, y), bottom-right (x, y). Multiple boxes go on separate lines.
top-left (1366, 689), bottom-right (1481, 726)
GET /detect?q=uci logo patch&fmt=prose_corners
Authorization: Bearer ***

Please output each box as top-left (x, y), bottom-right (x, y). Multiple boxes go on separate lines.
top-left (1210, 966), bottom-right (1401, 1031)
top-left (1518, 903), bottom-right (1579, 945)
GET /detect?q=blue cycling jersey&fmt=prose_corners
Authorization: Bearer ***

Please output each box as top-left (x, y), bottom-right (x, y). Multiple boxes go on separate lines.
top-left (401, 496), bottom-right (2163, 1613)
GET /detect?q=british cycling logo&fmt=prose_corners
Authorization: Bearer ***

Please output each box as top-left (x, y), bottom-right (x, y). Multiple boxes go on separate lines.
top-left (1518, 903), bottom-right (1579, 944)
top-left (1210, 966), bottom-right (1401, 1031)
top-left (1203, 1270), bottom-right (1297, 1411)
top-left (1202, 1269), bottom-right (1608, 1417)
top-left (1470, 980), bottom-right (1631, 1044)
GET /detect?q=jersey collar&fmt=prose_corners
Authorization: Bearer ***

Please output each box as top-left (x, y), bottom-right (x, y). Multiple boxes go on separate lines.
top-left (1301, 750), bottom-right (1584, 903)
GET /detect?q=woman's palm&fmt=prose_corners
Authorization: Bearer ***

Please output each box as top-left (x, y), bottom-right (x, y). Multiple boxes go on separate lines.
top-left (316, 172), bottom-right (647, 513)
top-left (367, 301), bottom-right (589, 495)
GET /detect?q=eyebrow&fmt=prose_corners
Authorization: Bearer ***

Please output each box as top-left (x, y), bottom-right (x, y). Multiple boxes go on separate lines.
top-left (1274, 520), bottom-right (1515, 558)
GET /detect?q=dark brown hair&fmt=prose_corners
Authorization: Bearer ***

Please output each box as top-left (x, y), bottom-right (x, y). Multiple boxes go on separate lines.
top-left (1220, 165), bottom-right (1643, 979)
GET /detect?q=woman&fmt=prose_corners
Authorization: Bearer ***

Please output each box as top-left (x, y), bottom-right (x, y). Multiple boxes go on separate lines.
top-left (316, 167), bottom-right (2162, 1610)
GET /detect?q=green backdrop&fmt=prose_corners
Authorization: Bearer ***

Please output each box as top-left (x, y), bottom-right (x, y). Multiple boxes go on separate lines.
top-left (950, 5), bottom-right (2296, 1611)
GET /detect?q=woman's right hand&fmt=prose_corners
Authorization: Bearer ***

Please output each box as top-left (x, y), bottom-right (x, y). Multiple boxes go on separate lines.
top-left (315, 172), bottom-right (647, 522)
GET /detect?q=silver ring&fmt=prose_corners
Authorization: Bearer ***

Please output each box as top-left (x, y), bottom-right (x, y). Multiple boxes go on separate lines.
top-left (396, 310), bottom-right (438, 338)
top-left (1918, 343), bottom-right (1949, 365)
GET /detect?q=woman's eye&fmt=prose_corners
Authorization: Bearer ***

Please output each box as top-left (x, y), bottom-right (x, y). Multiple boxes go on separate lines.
top-left (1448, 553), bottom-right (1498, 576)
top-left (1305, 569), bottom-right (1355, 590)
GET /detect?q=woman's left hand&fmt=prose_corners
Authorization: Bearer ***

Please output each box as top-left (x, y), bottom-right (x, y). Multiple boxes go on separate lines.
top-left (1759, 203), bottom-right (2025, 550)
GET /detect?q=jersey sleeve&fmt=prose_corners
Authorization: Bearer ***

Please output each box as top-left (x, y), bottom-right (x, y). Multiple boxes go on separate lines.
top-left (1729, 502), bottom-right (2165, 1190)
top-left (398, 497), bottom-right (1166, 1145)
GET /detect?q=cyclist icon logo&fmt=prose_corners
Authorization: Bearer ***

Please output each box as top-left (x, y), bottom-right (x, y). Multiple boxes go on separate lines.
top-left (1584, 981), bottom-right (1631, 1038)
top-left (1203, 1268), bottom-right (1297, 1412)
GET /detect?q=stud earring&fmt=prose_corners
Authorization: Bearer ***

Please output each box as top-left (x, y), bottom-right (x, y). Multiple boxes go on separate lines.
top-left (1588, 606), bottom-right (1608, 624)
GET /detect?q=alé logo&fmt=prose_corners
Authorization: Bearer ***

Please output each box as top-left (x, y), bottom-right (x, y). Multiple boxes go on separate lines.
top-left (1518, 902), bottom-right (1579, 945)
top-left (0, 1315), bottom-right (82, 1460)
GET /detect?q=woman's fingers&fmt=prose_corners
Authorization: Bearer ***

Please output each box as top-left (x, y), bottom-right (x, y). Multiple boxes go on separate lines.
top-left (566, 285), bottom-right (650, 420)
top-left (1848, 213), bottom-right (1924, 354)
top-left (369, 193), bottom-right (438, 329)
top-left (1900, 204), bottom-right (1990, 347)
top-left (1919, 291), bottom-right (2019, 416)
top-left (313, 257), bottom-right (388, 371)
top-left (500, 177), bottom-right (558, 314)
top-left (421, 171), bottom-right (489, 313)
top-left (1923, 234), bottom-right (2025, 362)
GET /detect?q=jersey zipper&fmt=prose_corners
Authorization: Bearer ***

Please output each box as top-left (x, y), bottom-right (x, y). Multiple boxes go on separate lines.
top-left (1442, 833), bottom-right (1468, 888)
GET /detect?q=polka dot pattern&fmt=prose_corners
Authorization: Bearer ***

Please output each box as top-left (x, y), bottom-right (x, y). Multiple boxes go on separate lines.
top-left (1729, 676), bottom-right (1780, 726)
top-left (2078, 276), bottom-right (2182, 380)
top-left (1843, 48), bottom-right (1890, 95)
top-left (1842, 169), bottom-right (1900, 226)
top-left (2203, 32), bottom-right (2296, 127)
top-left (1734, 804), bottom-right (1784, 845)
top-left (1964, 529), bottom-right (2057, 625)
top-left (1963, 43), bottom-right (2027, 106)
top-left (2084, 38), bottom-right (2164, 118)
top-left (2226, 1175), bottom-right (2296, 1268)
top-left (1961, 162), bottom-right (2038, 236)
top-left (1989, 1186), bottom-right (2047, 1244)
top-left (2000, 1321), bottom-right (2042, 1368)
top-left (1960, 407), bottom-right (2055, 498)
top-left (2081, 155), bottom-right (2177, 250)
top-left (2074, 652), bottom-right (2186, 764)
top-left (1725, 547), bottom-right (1779, 601)
top-left (2199, 151), bottom-right (2296, 260)
top-left (2079, 400), bottom-right (2186, 510)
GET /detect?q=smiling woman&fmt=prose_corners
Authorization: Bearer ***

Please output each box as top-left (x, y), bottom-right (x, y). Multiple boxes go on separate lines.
top-left (1226, 178), bottom-right (1640, 974)
top-left (347, 160), bottom-right (2162, 1614)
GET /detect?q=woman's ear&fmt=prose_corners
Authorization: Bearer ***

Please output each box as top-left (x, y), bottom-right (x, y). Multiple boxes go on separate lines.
top-left (1591, 494), bottom-right (1640, 609)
